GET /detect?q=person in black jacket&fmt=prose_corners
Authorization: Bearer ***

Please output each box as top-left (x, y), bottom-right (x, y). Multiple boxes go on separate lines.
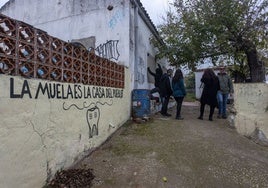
top-left (198, 68), bottom-right (220, 121)
top-left (159, 69), bottom-right (173, 117)
top-left (147, 64), bottom-right (163, 96)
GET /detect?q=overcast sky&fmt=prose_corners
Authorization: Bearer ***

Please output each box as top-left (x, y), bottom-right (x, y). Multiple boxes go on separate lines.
top-left (140, 0), bottom-right (170, 25)
top-left (0, 0), bottom-right (170, 25)
top-left (0, 0), bottom-right (7, 8)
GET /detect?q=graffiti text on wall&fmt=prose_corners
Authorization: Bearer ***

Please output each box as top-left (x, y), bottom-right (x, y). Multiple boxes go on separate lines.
top-left (92, 40), bottom-right (120, 61)
top-left (108, 9), bottom-right (125, 29)
top-left (9, 78), bottom-right (123, 99)
top-left (137, 57), bottom-right (145, 84)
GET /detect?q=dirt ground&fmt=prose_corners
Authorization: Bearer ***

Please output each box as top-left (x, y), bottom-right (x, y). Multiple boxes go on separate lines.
top-left (73, 102), bottom-right (268, 188)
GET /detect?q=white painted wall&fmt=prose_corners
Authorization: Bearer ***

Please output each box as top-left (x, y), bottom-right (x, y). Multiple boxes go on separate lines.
top-left (234, 83), bottom-right (268, 137)
top-left (134, 12), bottom-right (154, 89)
top-left (1, 0), bottom-right (130, 65)
top-left (0, 73), bottom-right (130, 188)
top-left (194, 71), bottom-right (203, 99)
top-left (1, 0), bottom-right (166, 90)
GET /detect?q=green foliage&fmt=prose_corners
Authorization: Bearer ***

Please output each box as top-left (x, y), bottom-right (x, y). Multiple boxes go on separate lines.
top-left (229, 54), bottom-right (251, 82)
top-left (184, 92), bottom-right (196, 102)
top-left (151, 0), bottom-right (268, 81)
top-left (185, 72), bottom-right (195, 89)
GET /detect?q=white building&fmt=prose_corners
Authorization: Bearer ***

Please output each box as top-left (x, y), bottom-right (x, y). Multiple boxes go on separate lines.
top-left (0, 0), bottom-right (169, 90)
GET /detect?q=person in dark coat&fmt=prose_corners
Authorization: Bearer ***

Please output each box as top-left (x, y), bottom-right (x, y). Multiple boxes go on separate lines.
top-left (172, 69), bottom-right (186, 120)
top-left (159, 69), bottom-right (173, 116)
top-left (198, 68), bottom-right (220, 121)
top-left (147, 64), bottom-right (163, 96)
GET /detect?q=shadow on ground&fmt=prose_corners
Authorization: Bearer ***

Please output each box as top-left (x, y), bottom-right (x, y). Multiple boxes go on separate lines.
top-left (72, 103), bottom-right (268, 188)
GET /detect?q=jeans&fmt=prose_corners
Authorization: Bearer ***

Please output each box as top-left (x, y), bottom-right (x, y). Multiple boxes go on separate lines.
top-left (217, 91), bottom-right (229, 116)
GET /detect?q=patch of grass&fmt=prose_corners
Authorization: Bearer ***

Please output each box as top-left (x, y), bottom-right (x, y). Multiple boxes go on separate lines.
top-left (122, 120), bottom-right (133, 128)
top-left (120, 122), bottom-right (154, 137)
top-left (111, 124), bottom-right (155, 156)
top-left (184, 92), bottom-right (197, 102)
top-left (110, 142), bottom-right (134, 156)
top-left (104, 178), bottom-right (116, 185)
top-left (110, 142), bottom-right (151, 156)
top-left (133, 124), bottom-right (153, 136)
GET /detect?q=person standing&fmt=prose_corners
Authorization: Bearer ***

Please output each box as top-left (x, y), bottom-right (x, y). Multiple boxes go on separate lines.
top-left (198, 68), bottom-right (219, 121)
top-left (217, 66), bottom-right (234, 119)
top-left (147, 63), bottom-right (163, 95)
top-left (159, 69), bottom-right (173, 117)
top-left (172, 69), bottom-right (186, 120)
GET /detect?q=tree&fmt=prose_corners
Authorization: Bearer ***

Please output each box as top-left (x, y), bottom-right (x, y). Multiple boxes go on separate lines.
top-left (184, 72), bottom-right (195, 90)
top-left (152, 0), bottom-right (268, 82)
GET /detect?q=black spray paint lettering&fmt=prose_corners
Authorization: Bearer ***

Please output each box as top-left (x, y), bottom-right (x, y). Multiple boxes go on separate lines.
top-left (94, 40), bottom-right (120, 60)
top-left (9, 78), bottom-right (123, 99)
top-left (84, 86), bottom-right (92, 98)
top-left (35, 82), bottom-right (49, 99)
top-left (105, 88), bottom-right (123, 98)
top-left (113, 88), bottom-right (123, 98)
top-left (10, 77), bottom-right (32, 98)
top-left (92, 87), bottom-right (105, 98)
top-left (106, 88), bottom-right (113, 98)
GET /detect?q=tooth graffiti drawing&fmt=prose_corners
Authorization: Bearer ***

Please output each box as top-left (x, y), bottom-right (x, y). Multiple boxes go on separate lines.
top-left (63, 101), bottom-right (113, 139)
top-left (86, 106), bottom-right (100, 138)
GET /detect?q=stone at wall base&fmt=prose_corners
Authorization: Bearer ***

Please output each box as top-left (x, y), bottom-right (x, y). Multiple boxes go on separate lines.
top-left (246, 128), bottom-right (268, 147)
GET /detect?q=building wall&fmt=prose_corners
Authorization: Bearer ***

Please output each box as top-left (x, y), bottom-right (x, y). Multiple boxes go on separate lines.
top-left (0, 72), bottom-right (130, 188)
top-left (234, 83), bottom-right (268, 137)
top-left (134, 12), bottom-right (155, 89)
top-left (0, 1), bottom-right (165, 187)
top-left (1, 0), bottom-right (131, 67)
top-left (0, 0), bottom-right (164, 90)
top-left (194, 71), bottom-right (204, 99)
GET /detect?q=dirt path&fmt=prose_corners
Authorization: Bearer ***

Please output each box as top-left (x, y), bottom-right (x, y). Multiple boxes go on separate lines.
top-left (74, 103), bottom-right (268, 188)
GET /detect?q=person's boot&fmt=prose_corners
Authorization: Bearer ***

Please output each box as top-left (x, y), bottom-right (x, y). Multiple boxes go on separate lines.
top-left (176, 115), bottom-right (184, 120)
top-left (209, 116), bottom-right (213, 121)
top-left (222, 114), bottom-right (227, 119)
top-left (198, 116), bottom-right (203, 120)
